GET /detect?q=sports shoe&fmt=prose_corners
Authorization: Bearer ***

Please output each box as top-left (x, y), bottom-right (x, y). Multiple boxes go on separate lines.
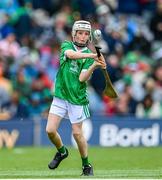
top-left (81, 164), bottom-right (94, 176)
top-left (48, 148), bottom-right (68, 169)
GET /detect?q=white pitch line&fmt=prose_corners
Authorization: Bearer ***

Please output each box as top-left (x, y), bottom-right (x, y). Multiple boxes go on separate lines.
top-left (0, 169), bottom-right (161, 178)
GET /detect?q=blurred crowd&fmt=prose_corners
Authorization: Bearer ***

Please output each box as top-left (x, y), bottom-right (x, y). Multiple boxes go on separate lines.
top-left (0, 0), bottom-right (162, 120)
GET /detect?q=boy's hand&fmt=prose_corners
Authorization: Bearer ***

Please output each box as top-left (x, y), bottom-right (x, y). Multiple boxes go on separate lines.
top-left (90, 53), bottom-right (98, 60)
top-left (95, 54), bottom-right (107, 69)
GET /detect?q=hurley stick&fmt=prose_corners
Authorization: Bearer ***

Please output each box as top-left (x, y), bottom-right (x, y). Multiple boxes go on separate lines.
top-left (93, 30), bottom-right (118, 98)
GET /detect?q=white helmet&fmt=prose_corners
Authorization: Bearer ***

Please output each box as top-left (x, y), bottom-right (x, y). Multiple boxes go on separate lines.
top-left (72, 20), bottom-right (92, 46)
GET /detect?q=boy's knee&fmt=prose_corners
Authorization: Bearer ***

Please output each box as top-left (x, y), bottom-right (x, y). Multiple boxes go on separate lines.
top-left (72, 123), bottom-right (84, 140)
top-left (72, 131), bottom-right (82, 140)
top-left (46, 127), bottom-right (57, 135)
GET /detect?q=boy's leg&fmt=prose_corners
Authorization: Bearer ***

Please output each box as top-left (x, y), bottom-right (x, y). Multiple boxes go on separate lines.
top-left (46, 113), bottom-right (68, 169)
top-left (72, 122), bottom-right (93, 176)
top-left (46, 113), bottom-right (63, 148)
top-left (72, 122), bottom-right (87, 157)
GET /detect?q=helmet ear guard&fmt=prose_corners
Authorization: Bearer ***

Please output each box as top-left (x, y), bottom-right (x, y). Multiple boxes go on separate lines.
top-left (72, 20), bottom-right (92, 46)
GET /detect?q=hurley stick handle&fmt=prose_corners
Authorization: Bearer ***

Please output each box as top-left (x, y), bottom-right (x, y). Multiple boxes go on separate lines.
top-left (95, 46), bottom-right (109, 81)
top-left (95, 46), bottom-right (107, 80)
top-left (95, 46), bottom-right (102, 57)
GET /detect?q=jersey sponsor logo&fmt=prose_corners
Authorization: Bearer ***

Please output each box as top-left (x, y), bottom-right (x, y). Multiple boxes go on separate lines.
top-left (70, 61), bottom-right (79, 73)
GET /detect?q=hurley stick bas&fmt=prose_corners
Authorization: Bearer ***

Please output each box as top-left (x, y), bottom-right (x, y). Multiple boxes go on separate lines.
top-left (93, 30), bottom-right (118, 98)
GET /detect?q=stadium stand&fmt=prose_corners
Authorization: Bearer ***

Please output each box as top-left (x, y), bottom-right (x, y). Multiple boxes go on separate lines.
top-left (0, 0), bottom-right (162, 120)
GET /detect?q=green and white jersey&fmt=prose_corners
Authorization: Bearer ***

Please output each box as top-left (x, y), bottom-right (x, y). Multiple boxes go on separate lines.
top-left (54, 41), bottom-right (94, 105)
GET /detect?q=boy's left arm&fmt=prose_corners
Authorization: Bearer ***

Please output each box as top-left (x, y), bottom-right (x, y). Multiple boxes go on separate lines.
top-left (79, 54), bottom-right (106, 82)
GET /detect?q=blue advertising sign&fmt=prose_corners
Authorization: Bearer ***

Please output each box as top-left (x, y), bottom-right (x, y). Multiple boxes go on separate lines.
top-left (1, 116), bottom-right (162, 148)
top-left (40, 116), bottom-right (162, 147)
top-left (0, 120), bottom-right (34, 148)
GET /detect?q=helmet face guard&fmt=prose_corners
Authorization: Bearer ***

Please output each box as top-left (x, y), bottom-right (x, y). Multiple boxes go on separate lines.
top-left (72, 20), bottom-right (92, 47)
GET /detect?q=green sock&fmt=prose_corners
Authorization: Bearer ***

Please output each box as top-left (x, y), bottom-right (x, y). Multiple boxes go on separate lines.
top-left (82, 156), bottom-right (89, 166)
top-left (58, 146), bottom-right (66, 154)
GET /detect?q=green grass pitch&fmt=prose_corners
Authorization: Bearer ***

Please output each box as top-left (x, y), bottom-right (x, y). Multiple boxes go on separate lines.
top-left (0, 146), bottom-right (162, 179)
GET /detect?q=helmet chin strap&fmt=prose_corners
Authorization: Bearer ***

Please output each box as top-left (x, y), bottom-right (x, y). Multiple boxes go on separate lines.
top-left (73, 41), bottom-right (88, 47)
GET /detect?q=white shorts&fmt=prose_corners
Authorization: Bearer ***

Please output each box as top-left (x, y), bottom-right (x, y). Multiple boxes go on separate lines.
top-left (49, 97), bottom-right (90, 124)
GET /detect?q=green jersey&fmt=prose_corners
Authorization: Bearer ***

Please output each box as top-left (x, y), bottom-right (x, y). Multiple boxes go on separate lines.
top-left (54, 41), bottom-right (94, 105)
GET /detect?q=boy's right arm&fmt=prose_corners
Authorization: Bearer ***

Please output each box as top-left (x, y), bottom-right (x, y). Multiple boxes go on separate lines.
top-left (65, 49), bottom-right (98, 60)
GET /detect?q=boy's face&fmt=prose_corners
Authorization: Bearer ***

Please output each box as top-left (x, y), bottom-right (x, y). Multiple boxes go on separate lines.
top-left (74, 30), bottom-right (90, 46)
